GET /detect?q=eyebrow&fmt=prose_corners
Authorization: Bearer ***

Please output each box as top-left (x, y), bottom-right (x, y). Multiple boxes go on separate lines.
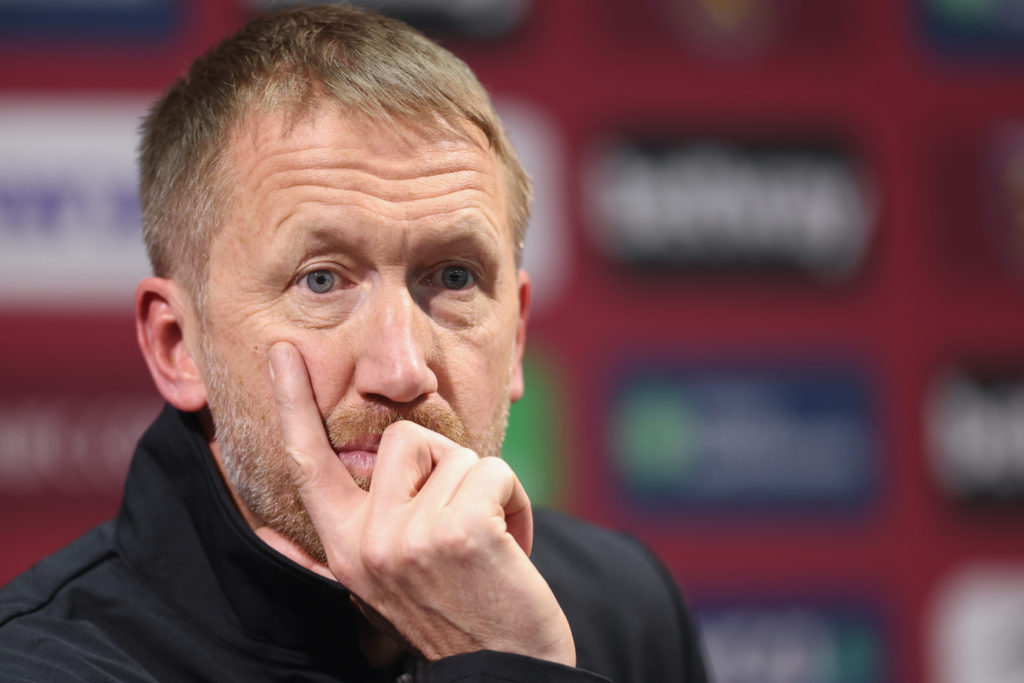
top-left (416, 217), bottom-right (504, 254)
top-left (282, 215), bottom-right (506, 263)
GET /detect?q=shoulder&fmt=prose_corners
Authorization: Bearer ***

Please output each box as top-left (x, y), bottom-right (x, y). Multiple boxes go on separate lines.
top-left (0, 522), bottom-right (154, 682)
top-left (0, 521), bottom-right (117, 625)
top-left (531, 508), bottom-right (678, 617)
top-left (532, 508), bottom-right (659, 571)
top-left (531, 509), bottom-right (708, 683)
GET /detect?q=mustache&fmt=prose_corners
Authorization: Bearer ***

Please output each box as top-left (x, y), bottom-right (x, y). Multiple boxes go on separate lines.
top-left (322, 401), bottom-right (469, 451)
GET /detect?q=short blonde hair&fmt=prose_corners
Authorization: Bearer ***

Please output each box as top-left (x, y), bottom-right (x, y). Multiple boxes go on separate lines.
top-left (138, 4), bottom-right (531, 301)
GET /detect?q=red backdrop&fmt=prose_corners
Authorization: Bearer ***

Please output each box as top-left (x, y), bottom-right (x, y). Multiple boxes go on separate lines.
top-left (3, 2), bottom-right (1023, 682)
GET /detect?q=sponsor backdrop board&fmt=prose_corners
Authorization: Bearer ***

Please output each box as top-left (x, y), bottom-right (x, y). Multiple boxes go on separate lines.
top-left (3, 1), bottom-right (1024, 681)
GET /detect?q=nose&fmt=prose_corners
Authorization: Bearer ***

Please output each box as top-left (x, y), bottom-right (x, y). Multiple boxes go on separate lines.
top-left (352, 283), bottom-right (438, 404)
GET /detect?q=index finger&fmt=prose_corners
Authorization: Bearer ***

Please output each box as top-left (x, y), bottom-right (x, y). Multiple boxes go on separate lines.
top-left (269, 341), bottom-right (366, 517)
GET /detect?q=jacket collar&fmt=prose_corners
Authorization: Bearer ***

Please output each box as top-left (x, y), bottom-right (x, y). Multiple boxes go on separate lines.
top-left (114, 405), bottom-right (379, 674)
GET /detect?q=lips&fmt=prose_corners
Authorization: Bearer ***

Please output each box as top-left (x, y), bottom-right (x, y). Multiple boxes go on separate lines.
top-left (333, 435), bottom-right (381, 481)
top-left (336, 435), bottom-right (381, 454)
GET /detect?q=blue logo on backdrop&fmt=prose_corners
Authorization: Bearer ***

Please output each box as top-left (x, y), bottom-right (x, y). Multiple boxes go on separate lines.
top-left (920, 0), bottom-right (1024, 56)
top-left (697, 600), bottom-right (885, 683)
top-left (0, 0), bottom-right (178, 40)
top-left (609, 363), bottom-right (877, 511)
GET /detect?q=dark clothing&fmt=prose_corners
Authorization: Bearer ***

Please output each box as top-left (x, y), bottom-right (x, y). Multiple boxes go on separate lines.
top-left (0, 406), bottom-right (708, 682)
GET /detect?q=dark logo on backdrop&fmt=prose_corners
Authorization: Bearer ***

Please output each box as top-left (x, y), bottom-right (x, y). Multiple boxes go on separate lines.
top-left (585, 137), bottom-right (875, 279)
top-left (698, 600), bottom-right (884, 683)
top-left (927, 369), bottom-right (1024, 502)
top-left (249, 0), bottom-right (532, 39)
top-left (609, 363), bottom-right (877, 511)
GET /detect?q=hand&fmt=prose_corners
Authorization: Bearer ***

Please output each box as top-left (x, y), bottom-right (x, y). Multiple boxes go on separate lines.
top-left (266, 341), bottom-right (576, 666)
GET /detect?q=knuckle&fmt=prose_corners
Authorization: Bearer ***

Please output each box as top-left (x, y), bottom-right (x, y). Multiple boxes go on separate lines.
top-left (398, 532), bottom-right (433, 569)
top-left (476, 455), bottom-right (514, 481)
top-left (439, 445), bottom-right (479, 473)
top-left (453, 446), bottom-right (480, 465)
top-left (284, 447), bottom-right (319, 489)
top-left (435, 518), bottom-right (477, 558)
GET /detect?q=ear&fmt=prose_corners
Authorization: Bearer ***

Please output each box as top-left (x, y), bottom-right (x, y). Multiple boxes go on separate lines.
top-left (509, 269), bottom-right (531, 403)
top-left (135, 277), bottom-right (208, 412)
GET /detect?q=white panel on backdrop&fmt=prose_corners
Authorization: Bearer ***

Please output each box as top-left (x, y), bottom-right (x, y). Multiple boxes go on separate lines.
top-left (0, 97), bottom-right (154, 308)
top-left (496, 99), bottom-right (568, 316)
top-left (931, 565), bottom-right (1024, 683)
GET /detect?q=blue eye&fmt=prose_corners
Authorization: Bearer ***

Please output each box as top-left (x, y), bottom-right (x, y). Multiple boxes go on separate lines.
top-left (305, 270), bottom-right (335, 293)
top-left (440, 266), bottom-right (473, 290)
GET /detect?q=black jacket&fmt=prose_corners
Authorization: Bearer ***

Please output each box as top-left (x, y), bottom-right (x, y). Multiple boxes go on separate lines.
top-left (0, 406), bottom-right (708, 682)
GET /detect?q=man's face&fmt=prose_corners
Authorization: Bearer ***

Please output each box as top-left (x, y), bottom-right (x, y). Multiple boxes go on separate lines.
top-left (194, 105), bottom-right (527, 562)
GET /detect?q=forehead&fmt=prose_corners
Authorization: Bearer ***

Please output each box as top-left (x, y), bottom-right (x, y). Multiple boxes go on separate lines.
top-left (217, 104), bottom-right (509, 243)
top-left (233, 103), bottom-right (495, 170)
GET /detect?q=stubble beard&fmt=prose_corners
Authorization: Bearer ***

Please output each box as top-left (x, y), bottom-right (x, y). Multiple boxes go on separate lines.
top-left (198, 336), bottom-right (513, 565)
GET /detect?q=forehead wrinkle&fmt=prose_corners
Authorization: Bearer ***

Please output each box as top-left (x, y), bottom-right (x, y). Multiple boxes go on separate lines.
top-left (234, 110), bottom-right (497, 185)
top-left (251, 145), bottom-right (494, 182)
top-left (254, 165), bottom-right (498, 206)
top-left (265, 182), bottom-right (502, 217)
top-left (231, 104), bottom-right (499, 172)
top-left (247, 151), bottom-right (503, 231)
top-left (227, 108), bottom-right (510, 247)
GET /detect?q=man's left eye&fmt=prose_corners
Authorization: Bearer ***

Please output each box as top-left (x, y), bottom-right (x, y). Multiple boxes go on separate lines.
top-left (438, 266), bottom-right (474, 290)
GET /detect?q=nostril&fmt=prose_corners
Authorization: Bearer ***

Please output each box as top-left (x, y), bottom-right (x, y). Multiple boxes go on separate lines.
top-left (353, 355), bottom-right (437, 405)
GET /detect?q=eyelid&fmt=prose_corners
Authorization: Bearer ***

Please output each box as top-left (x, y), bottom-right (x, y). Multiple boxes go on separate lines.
top-left (295, 264), bottom-right (351, 292)
top-left (423, 262), bottom-right (480, 288)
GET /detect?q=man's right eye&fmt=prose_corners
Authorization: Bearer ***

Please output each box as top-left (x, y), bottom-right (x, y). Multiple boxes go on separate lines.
top-left (305, 270), bottom-right (335, 293)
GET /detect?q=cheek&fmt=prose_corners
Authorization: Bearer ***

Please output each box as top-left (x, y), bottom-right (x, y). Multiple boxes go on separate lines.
top-left (443, 330), bottom-right (516, 413)
top-left (207, 296), bottom-right (283, 356)
top-left (209, 312), bottom-right (348, 412)
top-left (287, 330), bottom-right (357, 413)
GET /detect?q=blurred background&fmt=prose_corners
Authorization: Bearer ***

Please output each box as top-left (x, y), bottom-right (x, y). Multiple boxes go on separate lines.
top-left (2, 0), bottom-right (1024, 681)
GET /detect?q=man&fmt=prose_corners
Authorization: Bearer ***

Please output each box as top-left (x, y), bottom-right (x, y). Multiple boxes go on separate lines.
top-left (0, 6), bottom-right (708, 681)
